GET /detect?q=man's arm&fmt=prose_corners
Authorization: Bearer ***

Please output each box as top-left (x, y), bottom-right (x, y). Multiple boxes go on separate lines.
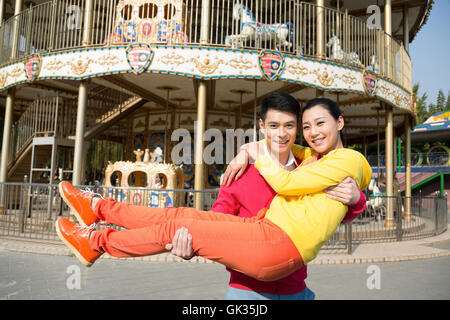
top-left (324, 177), bottom-right (367, 224)
top-left (342, 191), bottom-right (366, 224)
top-left (166, 177), bottom-right (242, 259)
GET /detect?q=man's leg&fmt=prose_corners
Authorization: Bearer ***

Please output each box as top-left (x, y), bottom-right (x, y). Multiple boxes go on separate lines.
top-left (224, 287), bottom-right (276, 300)
top-left (279, 287), bottom-right (315, 300)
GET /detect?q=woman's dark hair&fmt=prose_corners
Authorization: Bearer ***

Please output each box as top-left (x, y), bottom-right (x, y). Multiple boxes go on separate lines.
top-left (303, 98), bottom-right (344, 141)
top-left (260, 93), bottom-right (300, 121)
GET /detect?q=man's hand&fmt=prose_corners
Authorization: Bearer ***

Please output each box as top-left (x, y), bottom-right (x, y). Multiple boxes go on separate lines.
top-left (324, 177), bottom-right (360, 205)
top-left (165, 227), bottom-right (194, 260)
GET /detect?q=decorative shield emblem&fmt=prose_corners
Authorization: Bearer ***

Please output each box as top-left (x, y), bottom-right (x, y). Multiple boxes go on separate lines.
top-left (126, 44), bottom-right (153, 75)
top-left (362, 71), bottom-right (377, 96)
top-left (258, 50), bottom-right (285, 81)
top-left (25, 55), bottom-right (41, 82)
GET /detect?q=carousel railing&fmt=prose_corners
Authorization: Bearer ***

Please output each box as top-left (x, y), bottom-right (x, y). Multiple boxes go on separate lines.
top-left (0, 182), bottom-right (447, 255)
top-left (0, 0), bottom-right (412, 92)
top-left (367, 152), bottom-right (450, 168)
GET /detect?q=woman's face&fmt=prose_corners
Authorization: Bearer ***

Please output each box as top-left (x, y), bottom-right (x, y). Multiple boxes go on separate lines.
top-left (302, 104), bottom-right (344, 155)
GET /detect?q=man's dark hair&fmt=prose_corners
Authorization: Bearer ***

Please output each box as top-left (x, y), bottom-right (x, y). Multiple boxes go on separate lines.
top-left (260, 93), bottom-right (300, 121)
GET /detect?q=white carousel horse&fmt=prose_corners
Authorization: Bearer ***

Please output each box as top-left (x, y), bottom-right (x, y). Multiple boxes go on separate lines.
top-left (326, 35), bottom-right (363, 67)
top-left (225, 3), bottom-right (294, 50)
top-left (366, 53), bottom-right (380, 73)
top-left (367, 178), bottom-right (386, 221)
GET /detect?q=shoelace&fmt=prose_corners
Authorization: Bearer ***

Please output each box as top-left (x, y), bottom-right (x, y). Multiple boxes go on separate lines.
top-left (80, 188), bottom-right (105, 200)
top-left (73, 223), bottom-right (97, 235)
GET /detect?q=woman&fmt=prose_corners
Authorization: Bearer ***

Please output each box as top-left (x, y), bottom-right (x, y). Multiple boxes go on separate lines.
top-left (56, 97), bottom-right (372, 282)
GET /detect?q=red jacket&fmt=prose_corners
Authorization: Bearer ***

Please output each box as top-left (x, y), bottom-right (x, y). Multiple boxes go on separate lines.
top-left (211, 162), bottom-right (366, 295)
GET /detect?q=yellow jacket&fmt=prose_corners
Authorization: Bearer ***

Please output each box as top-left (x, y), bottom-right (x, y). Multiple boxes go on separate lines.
top-left (254, 144), bottom-right (372, 264)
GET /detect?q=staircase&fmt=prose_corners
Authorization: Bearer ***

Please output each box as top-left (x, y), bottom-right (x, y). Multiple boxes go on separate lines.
top-left (83, 95), bottom-right (146, 140)
top-left (7, 96), bottom-right (75, 183)
top-left (7, 89), bottom-right (146, 183)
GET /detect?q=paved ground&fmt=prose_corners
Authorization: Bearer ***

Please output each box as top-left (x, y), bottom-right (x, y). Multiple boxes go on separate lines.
top-left (1, 226), bottom-right (450, 300)
top-left (0, 250), bottom-right (449, 300)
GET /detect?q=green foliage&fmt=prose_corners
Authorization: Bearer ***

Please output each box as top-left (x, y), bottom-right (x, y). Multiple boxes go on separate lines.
top-left (413, 83), bottom-right (450, 124)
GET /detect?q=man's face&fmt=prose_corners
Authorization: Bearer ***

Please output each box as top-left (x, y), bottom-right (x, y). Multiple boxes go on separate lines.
top-left (259, 109), bottom-right (299, 157)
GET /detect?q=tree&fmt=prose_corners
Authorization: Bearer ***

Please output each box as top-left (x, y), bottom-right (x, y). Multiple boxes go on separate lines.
top-left (413, 83), bottom-right (429, 123)
top-left (436, 89), bottom-right (446, 112)
top-left (412, 84), bottom-right (450, 124)
top-left (446, 90), bottom-right (450, 111)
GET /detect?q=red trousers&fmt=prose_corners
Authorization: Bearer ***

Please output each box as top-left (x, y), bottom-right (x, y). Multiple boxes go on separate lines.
top-left (90, 198), bottom-right (304, 281)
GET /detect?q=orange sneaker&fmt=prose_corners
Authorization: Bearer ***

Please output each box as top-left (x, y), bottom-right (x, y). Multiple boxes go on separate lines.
top-left (59, 181), bottom-right (101, 226)
top-left (55, 217), bottom-right (101, 267)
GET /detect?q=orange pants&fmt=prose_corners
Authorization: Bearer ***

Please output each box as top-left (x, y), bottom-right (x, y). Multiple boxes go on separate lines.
top-left (90, 198), bottom-right (304, 281)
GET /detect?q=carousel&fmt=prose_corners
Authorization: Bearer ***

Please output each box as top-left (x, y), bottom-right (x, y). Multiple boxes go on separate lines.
top-left (103, 148), bottom-right (185, 208)
top-left (0, 0), bottom-right (434, 228)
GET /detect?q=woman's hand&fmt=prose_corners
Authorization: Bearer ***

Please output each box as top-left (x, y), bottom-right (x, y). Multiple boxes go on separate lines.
top-left (324, 177), bottom-right (360, 205)
top-left (164, 227), bottom-right (194, 260)
top-left (221, 142), bottom-right (261, 187)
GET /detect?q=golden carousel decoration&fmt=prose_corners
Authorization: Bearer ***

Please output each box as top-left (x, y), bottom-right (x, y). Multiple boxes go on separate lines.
top-left (104, 148), bottom-right (184, 208)
top-left (106, 0), bottom-right (188, 45)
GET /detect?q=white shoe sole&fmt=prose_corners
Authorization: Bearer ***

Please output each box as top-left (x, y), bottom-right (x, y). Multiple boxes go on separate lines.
top-left (55, 218), bottom-right (93, 267)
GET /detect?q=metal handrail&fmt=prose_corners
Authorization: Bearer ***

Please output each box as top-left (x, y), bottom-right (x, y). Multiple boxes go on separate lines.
top-left (0, 182), bottom-right (446, 251)
top-left (0, 0), bottom-right (412, 92)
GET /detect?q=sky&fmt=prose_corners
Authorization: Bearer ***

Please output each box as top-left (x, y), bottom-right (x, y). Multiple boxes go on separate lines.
top-left (409, 0), bottom-right (450, 105)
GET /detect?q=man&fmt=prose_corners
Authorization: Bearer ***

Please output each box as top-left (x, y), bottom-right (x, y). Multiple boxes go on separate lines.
top-left (166, 93), bottom-right (366, 300)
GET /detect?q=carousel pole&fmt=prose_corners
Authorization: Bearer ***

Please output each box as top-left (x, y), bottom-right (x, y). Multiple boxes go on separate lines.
top-left (193, 0), bottom-right (211, 209)
top-left (0, 0), bottom-right (5, 28)
top-left (404, 114), bottom-right (412, 221)
top-left (384, 0), bottom-right (394, 228)
top-left (384, 102), bottom-right (395, 228)
top-left (72, 0), bottom-right (94, 186)
top-left (0, 88), bottom-right (15, 207)
top-left (1, 0), bottom-right (23, 208)
top-left (81, 0), bottom-right (95, 46)
top-left (385, 0), bottom-right (392, 79)
top-left (0, 0), bottom-right (4, 63)
top-left (403, 4), bottom-right (409, 53)
top-left (72, 80), bottom-right (89, 186)
top-left (316, 0), bottom-right (325, 57)
top-left (194, 80), bottom-right (208, 210)
top-left (10, 0), bottom-right (23, 60)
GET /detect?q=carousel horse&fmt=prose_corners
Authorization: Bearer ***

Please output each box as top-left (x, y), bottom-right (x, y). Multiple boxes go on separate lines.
top-left (367, 178), bottom-right (386, 221)
top-left (225, 3), bottom-right (294, 50)
top-left (326, 35), bottom-right (363, 67)
top-left (366, 53), bottom-right (380, 73)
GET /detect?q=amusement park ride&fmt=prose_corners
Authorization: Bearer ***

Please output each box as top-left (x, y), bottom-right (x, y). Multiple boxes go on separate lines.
top-left (103, 148), bottom-right (184, 207)
top-left (0, 0), bottom-right (437, 222)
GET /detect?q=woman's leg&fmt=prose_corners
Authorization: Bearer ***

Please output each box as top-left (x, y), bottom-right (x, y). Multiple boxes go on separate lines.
top-left (90, 208), bottom-right (303, 282)
top-left (94, 197), bottom-right (259, 229)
